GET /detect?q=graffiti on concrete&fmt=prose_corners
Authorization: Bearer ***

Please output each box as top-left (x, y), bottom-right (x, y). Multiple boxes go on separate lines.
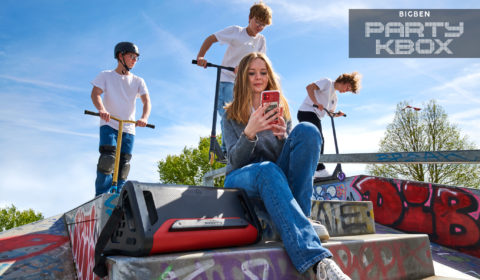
top-left (314, 183), bottom-right (348, 200)
top-left (310, 201), bottom-right (375, 236)
top-left (0, 216), bottom-right (76, 279)
top-left (375, 150), bottom-right (479, 163)
top-left (103, 194), bottom-right (118, 216)
top-left (113, 249), bottom-right (312, 279)
top-left (330, 236), bottom-right (432, 279)
top-left (64, 194), bottom-right (119, 280)
top-left (351, 176), bottom-right (480, 258)
top-left (112, 230), bottom-right (433, 280)
top-left (0, 233), bottom-right (69, 262)
top-left (69, 205), bottom-right (97, 280)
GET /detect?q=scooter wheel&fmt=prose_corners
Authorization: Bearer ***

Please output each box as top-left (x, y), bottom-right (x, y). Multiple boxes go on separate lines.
top-left (337, 172), bottom-right (346, 181)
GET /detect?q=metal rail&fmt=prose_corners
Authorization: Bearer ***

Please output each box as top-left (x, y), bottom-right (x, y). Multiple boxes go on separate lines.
top-left (319, 150), bottom-right (480, 164)
top-left (202, 150), bottom-right (480, 186)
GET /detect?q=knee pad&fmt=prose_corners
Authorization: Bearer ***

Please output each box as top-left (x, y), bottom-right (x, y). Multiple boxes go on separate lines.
top-left (118, 153), bottom-right (132, 181)
top-left (97, 145), bottom-right (116, 174)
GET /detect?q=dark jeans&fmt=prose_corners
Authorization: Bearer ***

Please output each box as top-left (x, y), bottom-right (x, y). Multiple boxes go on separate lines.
top-left (297, 110), bottom-right (325, 171)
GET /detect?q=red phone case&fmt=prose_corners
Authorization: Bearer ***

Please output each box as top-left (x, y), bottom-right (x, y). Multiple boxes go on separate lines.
top-left (261, 90), bottom-right (280, 124)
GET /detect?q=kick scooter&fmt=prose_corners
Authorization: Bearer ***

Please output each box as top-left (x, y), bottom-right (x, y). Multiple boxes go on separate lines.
top-left (192, 59), bottom-right (235, 165)
top-left (85, 110), bottom-right (155, 193)
top-left (313, 105), bottom-right (347, 183)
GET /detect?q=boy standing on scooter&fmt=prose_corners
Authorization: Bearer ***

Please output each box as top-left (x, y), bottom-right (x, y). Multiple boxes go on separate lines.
top-left (195, 2), bottom-right (272, 155)
top-left (297, 72), bottom-right (361, 179)
top-left (90, 42), bottom-right (151, 196)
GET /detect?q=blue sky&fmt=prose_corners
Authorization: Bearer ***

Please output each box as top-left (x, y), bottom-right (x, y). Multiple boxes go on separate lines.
top-left (1, 0), bottom-right (479, 218)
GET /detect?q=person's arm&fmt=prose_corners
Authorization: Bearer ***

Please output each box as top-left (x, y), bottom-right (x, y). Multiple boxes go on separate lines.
top-left (306, 83), bottom-right (323, 111)
top-left (136, 94), bottom-right (151, 127)
top-left (224, 117), bottom-right (256, 170)
top-left (226, 103), bottom-right (278, 169)
top-left (196, 34), bottom-right (218, 68)
top-left (91, 86), bottom-right (110, 122)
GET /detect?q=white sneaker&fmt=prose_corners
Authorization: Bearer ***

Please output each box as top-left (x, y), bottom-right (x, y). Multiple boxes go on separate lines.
top-left (314, 169), bottom-right (330, 178)
top-left (316, 258), bottom-right (351, 280)
top-left (308, 218), bottom-right (330, 242)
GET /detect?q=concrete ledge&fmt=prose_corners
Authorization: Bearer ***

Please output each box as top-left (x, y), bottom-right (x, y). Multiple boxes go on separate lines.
top-left (106, 233), bottom-right (434, 280)
top-left (311, 200), bottom-right (375, 236)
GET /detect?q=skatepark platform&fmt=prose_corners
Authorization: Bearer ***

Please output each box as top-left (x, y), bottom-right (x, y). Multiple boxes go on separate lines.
top-left (1, 180), bottom-right (480, 279)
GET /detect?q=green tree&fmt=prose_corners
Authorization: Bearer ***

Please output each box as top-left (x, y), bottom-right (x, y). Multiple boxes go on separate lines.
top-left (158, 136), bottom-right (226, 187)
top-left (367, 100), bottom-right (480, 188)
top-left (0, 204), bottom-right (44, 232)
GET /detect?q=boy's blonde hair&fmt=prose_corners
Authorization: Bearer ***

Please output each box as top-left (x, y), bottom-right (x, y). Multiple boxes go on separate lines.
top-left (335, 72), bottom-right (362, 93)
top-left (249, 2), bottom-right (272, 25)
top-left (226, 52), bottom-right (291, 124)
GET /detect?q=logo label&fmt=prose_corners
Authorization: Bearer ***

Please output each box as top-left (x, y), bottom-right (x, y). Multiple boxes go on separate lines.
top-left (349, 9), bottom-right (480, 58)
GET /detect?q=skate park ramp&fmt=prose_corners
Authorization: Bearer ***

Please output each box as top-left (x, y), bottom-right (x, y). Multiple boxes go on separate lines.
top-left (0, 176), bottom-right (479, 279)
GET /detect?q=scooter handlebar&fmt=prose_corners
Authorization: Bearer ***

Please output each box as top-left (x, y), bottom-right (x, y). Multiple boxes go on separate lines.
top-left (84, 110), bottom-right (99, 116)
top-left (312, 105), bottom-right (347, 117)
top-left (84, 110), bottom-right (155, 129)
top-left (192, 59), bottom-right (235, 72)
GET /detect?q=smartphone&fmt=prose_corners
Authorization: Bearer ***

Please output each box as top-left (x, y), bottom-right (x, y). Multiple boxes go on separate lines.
top-left (261, 90), bottom-right (280, 124)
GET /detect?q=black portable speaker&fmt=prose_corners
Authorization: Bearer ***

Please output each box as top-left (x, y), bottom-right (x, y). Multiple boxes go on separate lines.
top-left (94, 181), bottom-right (261, 277)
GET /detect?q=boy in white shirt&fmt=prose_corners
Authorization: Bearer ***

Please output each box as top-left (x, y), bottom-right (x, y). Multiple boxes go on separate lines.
top-left (297, 72), bottom-right (361, 178)
top-left (90, 42), bottom-right (151, 195)
top-left (195, 2), bottom-right (272, 155)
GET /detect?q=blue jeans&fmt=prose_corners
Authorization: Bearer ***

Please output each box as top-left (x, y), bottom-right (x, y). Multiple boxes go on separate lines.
top-left (95, 125), bottom-right (135, 196)
top-left (224, 123), bottom-right (332, 273)
top-left (218, 82), bottom-right (234, 153)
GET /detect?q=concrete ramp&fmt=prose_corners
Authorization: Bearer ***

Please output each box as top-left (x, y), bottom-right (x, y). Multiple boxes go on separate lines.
top-left (4, 184), bottom-right (477, 279)
top-left (63, 193), bottom-right (119, 280)
top-left (0, 214), bottom-right (76, 279)
top-left (62, 194), bottom-right (435, 279)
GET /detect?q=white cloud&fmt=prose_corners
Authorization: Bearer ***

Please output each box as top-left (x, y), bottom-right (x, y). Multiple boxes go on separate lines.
top-left (0, 74), bottom-right (84, 92)
top-left (429, 71), bottom-right (480, 105)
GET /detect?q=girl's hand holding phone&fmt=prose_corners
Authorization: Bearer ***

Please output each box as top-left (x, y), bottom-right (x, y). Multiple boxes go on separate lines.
top-left (244, 103), bottom-right (278, 140)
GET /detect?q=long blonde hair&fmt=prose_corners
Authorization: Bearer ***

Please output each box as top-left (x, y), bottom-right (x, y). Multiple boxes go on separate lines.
top-left (225, 52), bottom-right (291, 124)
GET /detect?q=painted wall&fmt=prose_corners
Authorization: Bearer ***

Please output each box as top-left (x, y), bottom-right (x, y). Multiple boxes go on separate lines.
top-left (0, 214), bottom-right (76, 279)
top-left (313, 175), bottom-right (480, 258)
top-left (64, 194), bottom-right (118, 280)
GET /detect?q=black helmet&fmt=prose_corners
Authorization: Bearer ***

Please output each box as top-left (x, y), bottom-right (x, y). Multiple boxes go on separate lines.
top-left (114, 42), bottom-right (139, 59)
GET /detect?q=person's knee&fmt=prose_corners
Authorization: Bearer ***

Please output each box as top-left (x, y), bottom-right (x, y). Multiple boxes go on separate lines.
top-left (97, 145), bottom-right (116, 174)
top-left (294, 122), bottom-right (322, 146)
top-left (118, 153), bottom-right (132, 181)
top-left (258, 161), bottom-right (280, 173)
top-left (257, 162), bottom-right (288, 191)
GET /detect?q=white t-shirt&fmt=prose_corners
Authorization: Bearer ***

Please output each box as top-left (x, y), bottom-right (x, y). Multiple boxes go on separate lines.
top-left (214, 25), bottom-right (267, 83)
top-left (91, 70), bottom-right (149, 135)
top-left (298, 78), bottom-right (337, 119)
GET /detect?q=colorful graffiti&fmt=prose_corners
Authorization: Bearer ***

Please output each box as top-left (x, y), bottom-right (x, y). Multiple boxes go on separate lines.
top-left (113, 248), bottom-right (314, 279)
top-left (0, 216), bottom-right (76, 279)
top-left (69, 206), bottom-right (98, 280)
top-left (0, 233), bottom-right (69, 262)
top-left (310, 200), bottom-right (375, 236)
top-left (107, 231), bottom-right (433, 280)
top-left (375, 150), bottom-right (479, 163)
top-left (330, 236), bottom-right (432, 279)
top-left (350, 176), bottom-right (480, 258)
top-left (64, 194), bottom-right (119, 280)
